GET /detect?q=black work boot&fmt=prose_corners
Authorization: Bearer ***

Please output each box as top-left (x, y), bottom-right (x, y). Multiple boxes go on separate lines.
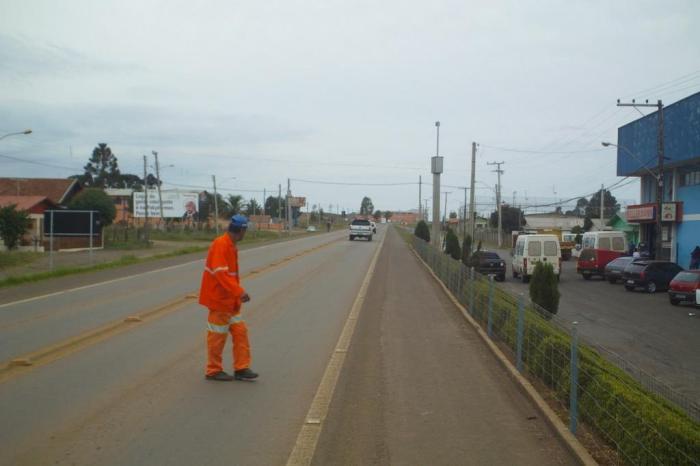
top-left (234, 368), bottom-right (259, 381)
top-left (205, 371), bottom-right (235, 381)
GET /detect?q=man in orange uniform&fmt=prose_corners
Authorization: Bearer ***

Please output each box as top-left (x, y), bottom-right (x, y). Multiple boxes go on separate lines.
top-left (199, 214), bottom-right (259, 381)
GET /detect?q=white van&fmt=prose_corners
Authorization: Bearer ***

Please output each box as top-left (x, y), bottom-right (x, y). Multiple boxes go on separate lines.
top-left (512, 234), bottom-right (561, 283)
top-left (581, 231), bottom-right (627, 253)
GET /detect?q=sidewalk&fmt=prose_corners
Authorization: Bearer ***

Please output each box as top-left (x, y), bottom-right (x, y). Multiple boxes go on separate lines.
top-left (313, 227), bottom-right (577, 465)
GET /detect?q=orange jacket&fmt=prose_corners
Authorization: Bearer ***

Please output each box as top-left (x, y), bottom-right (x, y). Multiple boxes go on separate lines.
top-left (199, 233), bottom-right (245, 312)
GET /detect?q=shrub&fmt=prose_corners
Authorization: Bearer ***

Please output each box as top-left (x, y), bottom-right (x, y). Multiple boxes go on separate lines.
top-left (529, 261), bottom-right (560, 315)
top-left (0, 205), bottom-right (31, 250)
top-left (445, 228), bottom-right (461, 260)
top-left (68, 188), bottom-right (117, 226)
top-left (414, 220), bottom-right (430, 242)
top-left (461, 234), bottom-right (472, 266)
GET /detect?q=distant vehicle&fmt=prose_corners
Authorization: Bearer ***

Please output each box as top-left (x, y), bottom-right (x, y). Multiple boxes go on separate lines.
top-left (306, 225), bottom-right (317, 232)
top-left (349, 218), bottom-right (373, 241)
top-left (472, 251), bottom-right (506, 281)
top-left (576, 231), bottom-right (627, 280)
top-left (622, 260), bottom-right (683, 293)
top-left (370, 221), bottom-right (377, 234)
top-left (668, 270), bottom-right (700, 305)
top-left (603, 256), bottom-right (636, 284)
top-left (512, 234), bottom-right (561, 283)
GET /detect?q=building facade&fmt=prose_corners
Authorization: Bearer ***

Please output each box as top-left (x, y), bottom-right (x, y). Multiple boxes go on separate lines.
top-left (617, 91), bottom-right (700, 267)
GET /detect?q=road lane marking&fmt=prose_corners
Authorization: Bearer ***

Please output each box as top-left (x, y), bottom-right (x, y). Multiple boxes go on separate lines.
top-left (286, 231), bottom-right (386, 466)
top-left (0, 232), bottom-right (345, 310)
top-left (0, 237), bottom-right (344, 384)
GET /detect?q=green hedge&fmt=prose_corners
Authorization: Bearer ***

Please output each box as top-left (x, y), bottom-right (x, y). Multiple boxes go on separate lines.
top-left (445, 263), bottom-right (700, 465)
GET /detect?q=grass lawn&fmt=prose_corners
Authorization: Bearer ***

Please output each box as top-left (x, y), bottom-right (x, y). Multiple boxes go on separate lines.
top-left (0, 251), bottom-right (43, 269)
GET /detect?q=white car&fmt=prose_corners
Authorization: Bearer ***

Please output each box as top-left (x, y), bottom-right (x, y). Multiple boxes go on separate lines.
top-left (349, 218), bottom-right (373, 241)
top-left (306, 225), bottom-right (317, 232)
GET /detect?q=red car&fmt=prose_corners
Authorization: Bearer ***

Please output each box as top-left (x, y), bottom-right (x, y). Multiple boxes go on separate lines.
top-left (668, 270), bottom-right (700, 306)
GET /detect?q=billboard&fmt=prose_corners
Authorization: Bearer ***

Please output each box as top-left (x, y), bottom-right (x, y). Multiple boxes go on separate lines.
top-left (288, 196), bottom-right (306, 208)
top-left (44, 210), bottom-right (102, 236)
top-left (133, 190), bottom-right (199, 219)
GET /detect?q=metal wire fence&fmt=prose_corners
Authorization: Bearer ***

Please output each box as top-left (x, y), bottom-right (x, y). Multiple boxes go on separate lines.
top-left (412, 236), bottom-right (700, 466)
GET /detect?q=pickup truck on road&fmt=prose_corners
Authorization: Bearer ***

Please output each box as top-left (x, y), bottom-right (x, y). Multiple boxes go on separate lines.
top-left (349, 218), bottom-right (373, 241)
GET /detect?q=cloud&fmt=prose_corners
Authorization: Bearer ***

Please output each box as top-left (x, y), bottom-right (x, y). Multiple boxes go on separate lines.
top-left (0, 33), bottom-right (138, 79)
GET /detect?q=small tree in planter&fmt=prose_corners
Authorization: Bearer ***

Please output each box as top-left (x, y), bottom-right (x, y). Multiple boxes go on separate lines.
top-left (529, 261), bottom-right (560, 318)
top-left (461, 234), bottom-right (472, 266)
top-left (414, 220), bottom-right (430, 243)
top-left (445, 228), bottom-right (461, 260)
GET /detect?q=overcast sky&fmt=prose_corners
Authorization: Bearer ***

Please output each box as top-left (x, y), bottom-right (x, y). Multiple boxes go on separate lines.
top-left (1, 0), bottom-right (699, 216)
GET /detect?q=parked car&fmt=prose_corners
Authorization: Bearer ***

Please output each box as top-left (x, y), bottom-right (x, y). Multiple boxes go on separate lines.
top-left (472, 251), bottom-right (506, 281)
top-left (512, 234), bottom-right (561, 283)
top-left (306, 225), bottom-right (317, 232)
top-left (603, 256), bottom-right (637, 284)
top-left (577, 231), bottom-right (627, 280)
top-left (668, 270), bottom-right (700, 305)
top-left (622, 260), bottom-right (683, 293)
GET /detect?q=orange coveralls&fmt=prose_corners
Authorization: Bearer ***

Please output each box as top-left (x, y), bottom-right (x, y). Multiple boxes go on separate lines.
top-left (199, 233), bottom-right (251, 376)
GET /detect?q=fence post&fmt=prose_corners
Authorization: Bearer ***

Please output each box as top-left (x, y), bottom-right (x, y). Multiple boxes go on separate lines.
top-left (516, 294), bottom-right (525, 372)
top-left (469, 267), bottom-right (475, 316)
top-left (569, 321), bottom-right (579, 434)
top-left (487, 276), bottom-right (494, 337)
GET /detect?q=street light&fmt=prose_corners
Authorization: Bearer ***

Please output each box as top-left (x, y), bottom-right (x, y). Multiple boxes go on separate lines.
top-left (0, 129), bottom-right (32, 141)
top-left (602, 141), bottom-right (664, 259)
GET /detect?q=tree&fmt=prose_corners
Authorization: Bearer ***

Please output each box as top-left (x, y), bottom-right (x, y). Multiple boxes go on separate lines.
top-left (461, 234), bottom-right (473, 266)
top-left (583, 216), bottom-right (593, 232)
top-left (264, 196), bottom-right (286, 218)
top-left (414, 220), bottom-right (430, 242)
top-left (79, 143), bottom-right (122, 188)
top-left (372, 210), bottom-right (382, 221)
top-left (585, 190), bottom-right (620, 219)
top-left (384, 211), bottom-right (393, 221)
top-left (245, 198), bottom-right (262, 216)
top-left (0, 205), bottom-right (31, 250)
top-left (225, 195), bottom-right (244, 217)
top-left (68, 188), bottom-right (117, 226)
top-left (444, 228), bottom-right (461, 260)
top-left (449, 211), bottom-right (457, 219)
top-left (360, 197), bottom-right (374, 216)
top-left (489, 204), bottom-right (524, 233)
top-left (575, 197), bottom-right (589, 216)
top-left (529, 262), bottom-right (560, 316)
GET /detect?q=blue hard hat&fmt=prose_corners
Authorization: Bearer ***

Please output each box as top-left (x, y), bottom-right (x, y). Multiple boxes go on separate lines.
top-left (230, 214), bottom-right (249, 229)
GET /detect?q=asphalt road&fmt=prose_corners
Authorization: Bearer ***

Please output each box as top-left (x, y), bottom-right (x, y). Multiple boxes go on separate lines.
top-left (0, 227), bottom-right (576, 465)
top-left (489, 247), bottom-right (700, 405)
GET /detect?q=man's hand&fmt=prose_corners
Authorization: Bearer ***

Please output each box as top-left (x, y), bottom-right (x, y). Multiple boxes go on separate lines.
top-left (241, 293), bottom-right (251, 303)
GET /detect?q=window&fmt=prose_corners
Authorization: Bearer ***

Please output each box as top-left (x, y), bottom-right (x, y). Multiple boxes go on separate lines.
top-left (528, 241), bottom-right (541, 256)
top-left (599, 237), bottom-right (611, 250)
top-left (544, 241), bottom-right (557, 256)
top-left (612, 237), bottom-right (625, 251)
top-left (583, 236), bottom-right (595, 249)
top-left (682, 170), bottom-right (700, 186)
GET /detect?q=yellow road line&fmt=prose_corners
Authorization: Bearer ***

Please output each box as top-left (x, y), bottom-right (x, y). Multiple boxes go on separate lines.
top-left (286, 232), bottom-right (386, 466)
top-left (0, 237), bottom-right (343, 385)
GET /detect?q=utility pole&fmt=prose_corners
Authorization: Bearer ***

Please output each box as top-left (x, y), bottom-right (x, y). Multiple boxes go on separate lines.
top-left (286, 178), bottom-right (292, 234)
top-left (143, 155), bottom-right (149, 242)
top-left (468, 142), bottom-right (477, 243)
top-left (442, 191), bottom-right (452, 225)
top-left (462, 187), bottom-right (468, 238)
top-left (431, 121), bottom-right (443, 249)
top-left (263, 188), bottom-right (266, 216)
top-left (617, 98), bottom-right (664, 259)
top-left (278, 184), bottom-right (282, 221)
top-left (488, 161), bottom-right (504, 247)
top-left (600, 184), bottom-right (605, 228)
top-left (212, 175), bottom-right (219, 235)
top-left (418, 175), bottom-right (422, 221)
top-left (152, 150), bottom-right (164, 224)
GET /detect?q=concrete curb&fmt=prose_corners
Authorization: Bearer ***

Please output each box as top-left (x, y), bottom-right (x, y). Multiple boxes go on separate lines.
top-left (410, 246), bottom-right (598, 466)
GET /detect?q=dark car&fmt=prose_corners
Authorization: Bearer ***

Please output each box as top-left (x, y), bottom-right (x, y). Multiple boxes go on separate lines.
top-left (603, 256), bottom-right (636, 284)
top-left (622, 260), bottom-right (683, 293)
top-left (472, 251), bottom-right (506, 281)
top-left (668, 270), bottom-right (700, 306)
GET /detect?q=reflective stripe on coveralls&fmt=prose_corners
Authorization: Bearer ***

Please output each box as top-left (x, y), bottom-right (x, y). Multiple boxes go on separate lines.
top-left (206, 310), bottom-right (251, 375)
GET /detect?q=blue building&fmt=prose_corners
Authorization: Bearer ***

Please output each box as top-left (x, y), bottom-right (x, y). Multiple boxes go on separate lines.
top-left (617, 91), bottom-right (700, 267)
